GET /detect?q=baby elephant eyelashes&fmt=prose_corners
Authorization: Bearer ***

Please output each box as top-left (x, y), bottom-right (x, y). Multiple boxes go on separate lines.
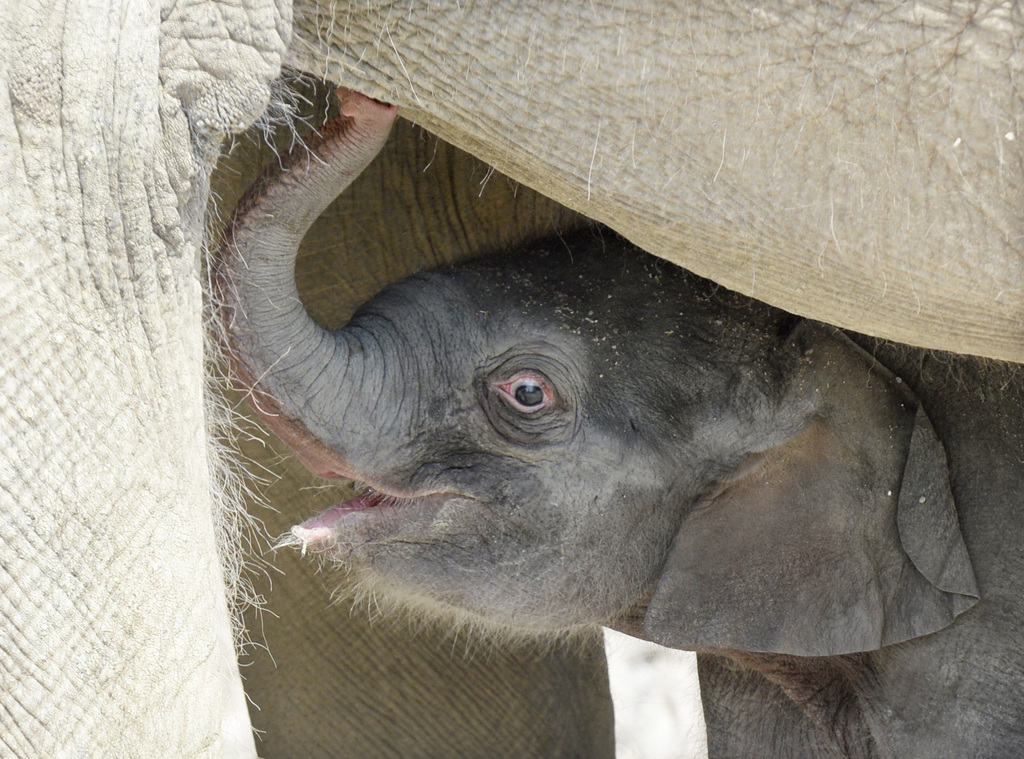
top-left (495, 372), bottom-right (555, 412)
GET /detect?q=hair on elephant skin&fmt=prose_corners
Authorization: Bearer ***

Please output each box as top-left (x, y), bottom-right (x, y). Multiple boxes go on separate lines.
top-left (215, 89), bottom-right (1024, 758)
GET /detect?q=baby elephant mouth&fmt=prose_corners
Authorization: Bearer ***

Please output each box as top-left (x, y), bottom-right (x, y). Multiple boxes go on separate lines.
top-left (289, 485), bottom-right (456, 555)
top-left (291, 487), bottom-right (388, 554)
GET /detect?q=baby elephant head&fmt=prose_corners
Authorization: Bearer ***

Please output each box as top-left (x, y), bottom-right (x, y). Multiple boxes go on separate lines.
top-left (215, 90), bottom-right (977, 656)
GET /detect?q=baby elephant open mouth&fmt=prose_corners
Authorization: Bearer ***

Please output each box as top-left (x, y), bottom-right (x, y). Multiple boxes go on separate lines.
top-left (291, 487), bottom-right (390, 555)
top-left (291, 486), bottom-right (457, 556)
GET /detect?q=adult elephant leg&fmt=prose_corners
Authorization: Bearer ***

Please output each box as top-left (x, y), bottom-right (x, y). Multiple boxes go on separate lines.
top-left (213, 82), bottom-right (613, 757)
top-left (0, 1), bottom-right (287, 755)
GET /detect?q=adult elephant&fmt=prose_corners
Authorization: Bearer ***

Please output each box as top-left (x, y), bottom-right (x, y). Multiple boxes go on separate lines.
top-left (2, 1), bottom-right (1021, 757)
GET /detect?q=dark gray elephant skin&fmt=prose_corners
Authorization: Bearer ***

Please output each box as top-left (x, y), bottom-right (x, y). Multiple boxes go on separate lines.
top-left (215, 92), bottom-right (1024, 758)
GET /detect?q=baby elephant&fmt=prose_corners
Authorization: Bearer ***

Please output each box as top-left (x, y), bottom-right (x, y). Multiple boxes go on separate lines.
top-left (217, 91), bottom-right (1024, 758)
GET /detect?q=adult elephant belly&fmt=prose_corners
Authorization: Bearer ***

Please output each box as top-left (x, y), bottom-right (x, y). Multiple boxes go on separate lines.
top-left (285, 0), bottom-right (1024, 363)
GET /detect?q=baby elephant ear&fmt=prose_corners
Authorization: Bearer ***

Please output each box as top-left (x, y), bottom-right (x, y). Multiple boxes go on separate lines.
top-left (643, 331), bottom-right (979, 657)
top-left (895, 407), bottom-right (979, 620)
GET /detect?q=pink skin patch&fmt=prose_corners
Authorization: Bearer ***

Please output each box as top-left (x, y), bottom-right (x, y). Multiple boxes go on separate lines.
top-left (339, 89), bottom-right (396, 122)
top-left (291, 488), bottom-right (459, 556)
top-left (292, 490), bottom-right (387, 555)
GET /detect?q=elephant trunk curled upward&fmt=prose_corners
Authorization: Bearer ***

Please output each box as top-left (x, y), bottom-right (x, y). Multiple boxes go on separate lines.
top-left (215, 90), bottom-right (1024, 758)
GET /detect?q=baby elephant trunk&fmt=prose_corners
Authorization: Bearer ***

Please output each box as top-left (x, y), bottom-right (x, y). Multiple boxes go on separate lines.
top-left (213, 89), bottom-right (398, 475)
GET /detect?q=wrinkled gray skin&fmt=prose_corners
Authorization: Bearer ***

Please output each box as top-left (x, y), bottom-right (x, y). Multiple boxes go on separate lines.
top-left (217, 93), bottom-right (1024, 757)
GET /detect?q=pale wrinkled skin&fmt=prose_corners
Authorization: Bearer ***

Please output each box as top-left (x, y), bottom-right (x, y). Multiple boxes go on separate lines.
top-left (289, 0), bottom-right (1024, 363)
top-left (2, 15), bottom-right (613, 750)
top-left (1, 0), bottom-right (289, 756)
top-left (4, 1), bottom-right (1023, 757)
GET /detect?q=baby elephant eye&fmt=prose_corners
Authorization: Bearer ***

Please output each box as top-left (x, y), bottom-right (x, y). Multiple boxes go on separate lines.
top-left (514, 381), bottom-right (545, 407)
top-left (496, 372), bottom-right (554, 412)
